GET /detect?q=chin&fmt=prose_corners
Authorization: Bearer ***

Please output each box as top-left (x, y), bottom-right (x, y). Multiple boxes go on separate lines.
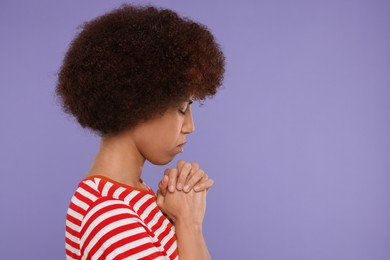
top-left (148, 156), bottom-right (175, 166)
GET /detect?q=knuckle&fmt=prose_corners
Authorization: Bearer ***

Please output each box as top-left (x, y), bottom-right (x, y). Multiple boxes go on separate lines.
top-left (177, 160), bottom-right (186, 168)
top-left (183, 162), bottom-right (192, 170)
top-left (192, 162), bottom-right (199, 169)
top-left (170, 168), bottom-right (178, 175)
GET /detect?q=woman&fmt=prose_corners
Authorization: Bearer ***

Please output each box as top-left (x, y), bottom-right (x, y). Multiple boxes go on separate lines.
top-left (57, 4), bottom-right (224, 260)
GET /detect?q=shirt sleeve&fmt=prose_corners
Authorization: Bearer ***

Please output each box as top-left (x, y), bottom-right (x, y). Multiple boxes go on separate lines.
top-left (79, 197), bottom-right (168, 260)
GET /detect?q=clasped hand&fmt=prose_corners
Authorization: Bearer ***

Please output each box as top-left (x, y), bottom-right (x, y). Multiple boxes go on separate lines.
top-left (156, 160), bottom-right (214, 223)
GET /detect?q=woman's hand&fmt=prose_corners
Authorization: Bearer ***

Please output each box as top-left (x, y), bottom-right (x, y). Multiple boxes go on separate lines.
top-left (158, 160), bottom-right (214, 196)
top-left (156, 169), bottom-right (211, 260)
top-left (156, 183), bottom-right (207, 224)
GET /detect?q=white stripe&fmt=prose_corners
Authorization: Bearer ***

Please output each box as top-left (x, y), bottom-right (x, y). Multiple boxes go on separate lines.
top-left (71, 195), bottom-right (89, 211)
top-left (65, 242), bottom-right (79, 255)
top-left (84, 218), bottom-right (143, 258)
top-left (81, 201), bottom-right (136, 244)
top-left (77, 187), bottom-right (98, 202)
top-left (101, 181), bottom-right (113, 197)
top-left (67, 207), bottom-right (83, 221)
top-left (147, 211), bottom-right (164, 231)
top-left (66, 219), bottom-right (79, 233)
top-left (89, 178), bottom-right (101, 187)
top-left (153, 218), bottom-right (171, 238)
top-left (65, 231), bottom-right (79, 244)
top-left (140, 200), bottom-right (156, 220)
top-left (90, 225), bottom-right (146, 259)
top-left (123, 190), bottom-right (140, 204)
top-left (113, 186), bottom-right (126, 199)
top-left (106, 237), bottom-right (155, 259)
top-left (85, 179), bottom-right (99, 189)
top-left (133, 194), bottom-right (153, 212)
top-left (125, 247), bottom-right (166, 260)
top-left (165, 234), bottom-right (177, 256)
top-left (160, 229), bottom-right (175, 247)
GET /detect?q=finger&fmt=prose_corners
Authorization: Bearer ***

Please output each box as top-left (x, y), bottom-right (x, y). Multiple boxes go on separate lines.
top-left (176, 162), bottom-right (192, 191)
top-left (191, 162), bottom-right (200, 172)
top-left (156, 189), bottom-right (164, 208)
top-left (194, 178), bottom-right (214, 192)
top-left (158, 175), bottom-right (169, 196)
top-left (176, 160), bottom-right (186, 172)
top-left (167, 168), bottom-right (178, 192)
top-left (183, 169), bottom-right (206, 192)
top-left (179, 162), bottom-right (199, 192)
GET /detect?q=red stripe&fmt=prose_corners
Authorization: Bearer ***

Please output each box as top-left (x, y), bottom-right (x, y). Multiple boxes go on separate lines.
top-left (65, 248), bottom-right (79, 259)
top-left (157, 224), bottom-right (171, 244)
top-left (139, 250), bottom-right (164, 260)
top-left (66, 213), bottom-right (81, 227)
top-left (137, 196), bottom-right (155, 216)
top-left (129, 192), bottom-right (144, 208)
top-left (170, 247), bottom-right (178, 259)
top-left (151, 214), bottom-right (166, 234)
top-left (107, 183), bottom-right (118, 198)
top-left (66, 177), bottom-right (178, 259)
top-left (97, 178), bottom-right (106, 193)
top-left (87, 222), bottom-right (144, 258)
top-left (66, 225), bottom-right (79, 238)
top-left (80, 199), bottom-right (134, 238)
top-left (117, 187), bottom-right (132, 201)
top-left (144, 206), bottom-right (160, 226)
top-left (69, 201), bottom-right (85, 218)
top-left (103, 233), bottom-right (154, 259)
top-left (79, 181), bottom-right (100, 198)
top-left (65, 237), bottom-right (79, 251)
top-left (74, 190), bottom-right (93, 205)
top-left (165, 234), bottom-right (177, 254)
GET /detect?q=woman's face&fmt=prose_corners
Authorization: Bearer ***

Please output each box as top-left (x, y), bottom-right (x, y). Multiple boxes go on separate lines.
top-left (131, 100), bottom-right (195, 165)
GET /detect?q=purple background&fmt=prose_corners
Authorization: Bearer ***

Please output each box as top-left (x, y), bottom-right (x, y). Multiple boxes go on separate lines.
top-left (1, 0), bottom-right (389, 259)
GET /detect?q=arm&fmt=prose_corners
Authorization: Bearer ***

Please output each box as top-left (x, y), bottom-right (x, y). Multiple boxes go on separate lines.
top-left (78, 198), bottom-right (173, 259)
top-left (157, 168), bottom-right (211, 260)
top-left (174, 191), bottom-right (210, 260)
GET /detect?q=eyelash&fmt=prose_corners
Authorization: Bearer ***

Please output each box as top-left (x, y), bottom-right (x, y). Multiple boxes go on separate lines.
top-left (178, 108), bottom-right (186, 115)
top-left (178, 100), bottom-right (192, 115)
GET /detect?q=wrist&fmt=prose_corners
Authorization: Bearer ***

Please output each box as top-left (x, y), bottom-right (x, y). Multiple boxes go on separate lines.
top-left (175, 219), bottom-right (203, 232)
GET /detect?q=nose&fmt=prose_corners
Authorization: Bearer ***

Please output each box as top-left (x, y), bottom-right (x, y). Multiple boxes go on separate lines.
top-left (182, 107), bottom-right (195, 134)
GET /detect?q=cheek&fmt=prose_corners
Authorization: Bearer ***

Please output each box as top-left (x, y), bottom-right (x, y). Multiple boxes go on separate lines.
top-left (143, 140), bottom-right (177, 165)
top-left (141, 129), bottom-right (177, 158)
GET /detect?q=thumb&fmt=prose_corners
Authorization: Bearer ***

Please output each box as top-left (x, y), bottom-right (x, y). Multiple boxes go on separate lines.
top-left (156, 189), bottom-right (165, 208)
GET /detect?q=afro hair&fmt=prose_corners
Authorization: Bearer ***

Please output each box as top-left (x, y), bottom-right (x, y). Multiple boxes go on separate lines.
top-left (56, 4), bottom-right (225, 136)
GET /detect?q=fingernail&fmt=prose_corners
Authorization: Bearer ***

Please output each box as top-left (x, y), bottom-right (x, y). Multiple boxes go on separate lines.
top-left (194, 185), bottom-right (201, 191)
top-left (177, 183), bottom-right (183, 190)
top-left (169, 185), bottom-right (175, 192)
top-left (184, 185), bottom-right (190, 192)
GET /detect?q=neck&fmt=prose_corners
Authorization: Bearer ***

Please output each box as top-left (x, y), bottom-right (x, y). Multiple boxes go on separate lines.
top-left (87, 130), bottom-right (146, 189)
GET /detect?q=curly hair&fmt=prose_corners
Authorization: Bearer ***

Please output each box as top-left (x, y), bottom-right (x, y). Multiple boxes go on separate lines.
top-left (56, 4), bottom-right (225, 136)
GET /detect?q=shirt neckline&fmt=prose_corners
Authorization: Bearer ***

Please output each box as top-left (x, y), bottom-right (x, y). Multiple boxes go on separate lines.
top-left (85, 174), bottom-right (155, 194)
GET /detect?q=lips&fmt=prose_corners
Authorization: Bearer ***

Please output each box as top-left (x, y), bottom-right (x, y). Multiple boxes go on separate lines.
top-left (178, 142), bottom-right (186, 147)
top-left (177, 142), bottom-right (186, 153)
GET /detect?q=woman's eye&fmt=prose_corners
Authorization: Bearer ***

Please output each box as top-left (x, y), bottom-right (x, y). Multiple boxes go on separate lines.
top-left (178, 100), bottom-right (192, 115)
top-left (178, 108), bottom-right (186, 115)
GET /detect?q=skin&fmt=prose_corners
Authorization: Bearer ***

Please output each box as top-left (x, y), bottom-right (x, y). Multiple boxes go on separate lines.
top-left (87, 100), bottom-right (212, 260)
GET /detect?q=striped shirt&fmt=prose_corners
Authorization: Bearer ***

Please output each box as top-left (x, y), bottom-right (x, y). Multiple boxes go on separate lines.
top-left (65, 176), bottom-right (178, 260)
